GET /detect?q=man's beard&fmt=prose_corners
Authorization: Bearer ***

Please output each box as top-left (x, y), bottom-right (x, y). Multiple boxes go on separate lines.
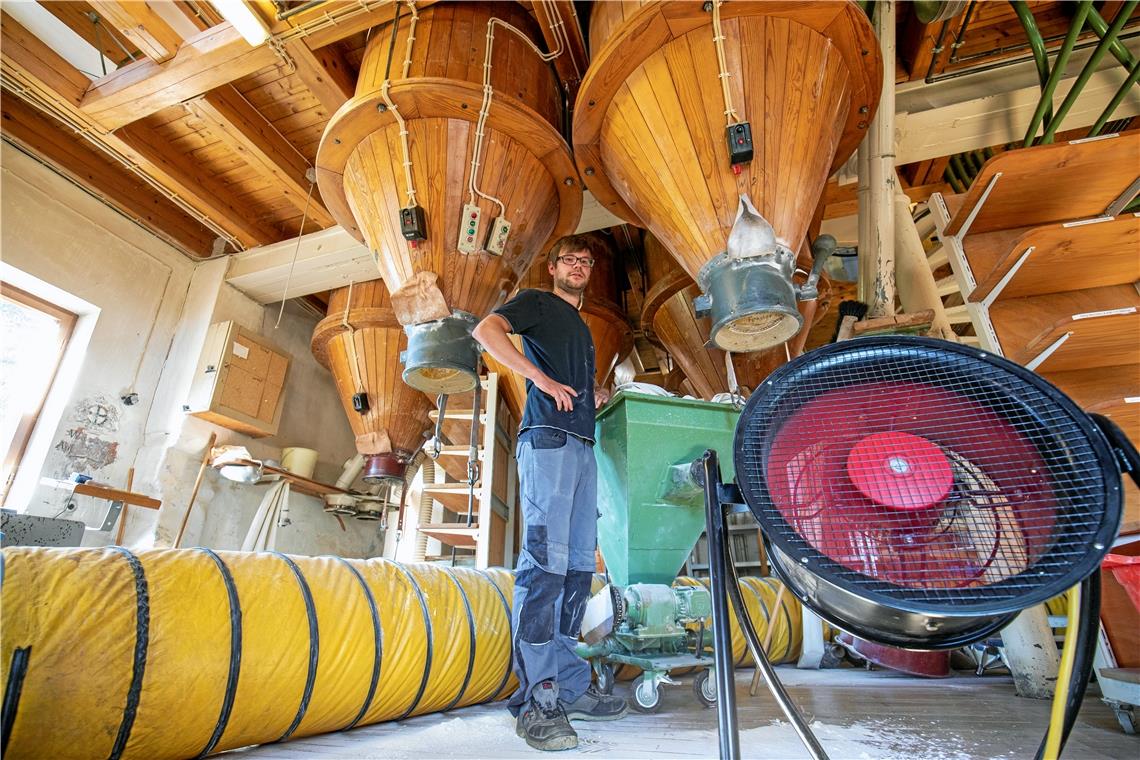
top-left (555, 273), bottom-right (587, 295)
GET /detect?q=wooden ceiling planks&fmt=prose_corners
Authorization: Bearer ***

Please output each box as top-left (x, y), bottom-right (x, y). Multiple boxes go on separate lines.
top-left (0, 95), bottom-right (217, 257)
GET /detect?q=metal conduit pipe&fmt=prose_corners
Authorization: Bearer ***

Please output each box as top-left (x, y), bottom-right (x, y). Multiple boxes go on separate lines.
top-left (1022, 0), bottom-right (1094, 147)
top-left (1039, 0), bottom-right (1139, 144)
top-left (1012, 0), bottom-right (1055, 128)
top-left (1087, 6), bottom-right (1139, 70)
top-left (0, 548), bottom-right (516, 760)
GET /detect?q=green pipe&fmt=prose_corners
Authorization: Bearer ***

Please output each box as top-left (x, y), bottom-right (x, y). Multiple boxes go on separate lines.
top-left (1088, 58), bottom-right (1140, 136)
top-left (944, 162), bottom-right (966, 193)
top-left (1022, 0), bottom-right (1093, 147)
top-left (949, 154), bottom-right (974, 187)
top-left (1087, 6), bottom-right (1138, 69)
top-left (1011, 1), bottom-right (1054, 128)
top-left (982, 146), bottom-right (995, 160)
top-left (1039, 0), bottom-right (1137, 144)
top-left (963, 151), bottom-right (983, 175)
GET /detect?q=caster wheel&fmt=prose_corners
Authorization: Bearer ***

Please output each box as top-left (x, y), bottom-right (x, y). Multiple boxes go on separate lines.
top-left (694, 668), bottom-right (717, 708)
top-left (595, 663), bottom-right (615, 696)
top-left (632, 676), bottom-right (661, 713)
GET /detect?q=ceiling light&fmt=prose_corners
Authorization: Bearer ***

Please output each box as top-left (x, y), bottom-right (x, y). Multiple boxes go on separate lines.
top-left (211, 0), bottom-right (268, 46)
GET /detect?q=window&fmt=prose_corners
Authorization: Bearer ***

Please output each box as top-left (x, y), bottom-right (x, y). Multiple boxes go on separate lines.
top-left (0, 284), bottom-right (77, 502)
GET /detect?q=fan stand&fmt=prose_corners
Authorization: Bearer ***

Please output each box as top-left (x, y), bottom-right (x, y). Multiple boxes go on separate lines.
top-left (698, 449), bottom-right (830, 760)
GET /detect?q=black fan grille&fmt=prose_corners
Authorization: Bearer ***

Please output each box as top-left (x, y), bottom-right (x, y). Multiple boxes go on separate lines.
top-left (735, 338), bottom-right (1119, 613)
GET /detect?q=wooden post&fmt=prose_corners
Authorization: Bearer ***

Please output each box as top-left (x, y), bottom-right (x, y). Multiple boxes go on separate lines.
top-left (174, 433), bottom-right (217, 549)
top-left (866, 0), bottom-right (897, 318)
top-left (114, 467), bottom-right (135, 545)
top-left (893, 179), bottom-right (958, 340)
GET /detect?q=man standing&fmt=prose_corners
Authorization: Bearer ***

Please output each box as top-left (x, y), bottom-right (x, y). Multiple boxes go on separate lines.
top-left (473, 235), bottom-right (627, 751)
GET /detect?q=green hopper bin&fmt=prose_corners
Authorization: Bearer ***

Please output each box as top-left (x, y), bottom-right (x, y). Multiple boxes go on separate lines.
top-left (594, 391), bottom-right (740, 586)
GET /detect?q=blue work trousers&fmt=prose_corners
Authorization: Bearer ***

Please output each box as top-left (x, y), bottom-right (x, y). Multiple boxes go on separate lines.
top-left (507, 428), bottom-right (597, 714)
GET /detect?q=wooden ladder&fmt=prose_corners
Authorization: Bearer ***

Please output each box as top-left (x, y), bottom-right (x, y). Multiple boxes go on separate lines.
top-left (416, 372), bottom-right (517, 568)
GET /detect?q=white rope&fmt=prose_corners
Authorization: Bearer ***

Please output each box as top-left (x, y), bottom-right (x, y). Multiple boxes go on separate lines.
top-left (712, 0), bottom-right (740, 126)
top-left (468, 15), bottom-right (563, 213)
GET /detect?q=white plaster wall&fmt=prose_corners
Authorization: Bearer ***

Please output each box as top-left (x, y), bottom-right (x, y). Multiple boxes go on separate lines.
top-left (1, 144), bottom-right (386, 558)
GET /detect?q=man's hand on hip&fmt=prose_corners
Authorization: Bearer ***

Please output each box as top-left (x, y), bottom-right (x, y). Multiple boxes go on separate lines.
top-left (534, 374), bottom-right (578, 412)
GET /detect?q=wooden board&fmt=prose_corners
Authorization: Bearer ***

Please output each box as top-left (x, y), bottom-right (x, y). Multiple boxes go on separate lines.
top-left (990, 284), bottom-right (1140, 372)
top-left (968, 214), bottom-right (1140, 303)
top-left (1039, 365), bottom-right (1140, 446)
top-left (945, 133), bottom-right (1140, 237)
top-left (418, 523), bottom-right (478, 548)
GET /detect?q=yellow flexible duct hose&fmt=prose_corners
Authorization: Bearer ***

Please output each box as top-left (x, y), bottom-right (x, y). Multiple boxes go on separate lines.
top-left (0, 548), bottom-right (516, 760)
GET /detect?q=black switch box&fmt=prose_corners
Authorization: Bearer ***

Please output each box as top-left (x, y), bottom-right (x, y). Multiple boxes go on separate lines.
top-left (399, 205), bottom-right (427, 241)
top-left (352, 392), bottom-right (370, 414)
top-left (726, 122), bottom-right (753, 165)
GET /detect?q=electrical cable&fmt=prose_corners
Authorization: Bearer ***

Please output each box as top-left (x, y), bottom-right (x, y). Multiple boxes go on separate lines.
top-left (712, 0), bottom-right (741, 126)
top-left (1035, 571), bottom-right (1102, 760)
top-left (378, 1), bottom-right (420, 209)
top-left (274, 181), bottom-right (315, 328)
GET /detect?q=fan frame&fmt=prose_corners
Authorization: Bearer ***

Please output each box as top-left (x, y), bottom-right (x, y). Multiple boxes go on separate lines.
top-left (733, 336), bottom-right (1123, 649)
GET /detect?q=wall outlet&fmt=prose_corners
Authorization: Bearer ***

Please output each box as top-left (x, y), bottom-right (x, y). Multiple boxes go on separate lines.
top-left (457, 203), bottom-right (481, 254)
top-left (485, 217), bottom-right (511, 255)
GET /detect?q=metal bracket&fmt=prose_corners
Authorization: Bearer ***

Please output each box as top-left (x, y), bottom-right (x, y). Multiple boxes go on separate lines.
top-left (99, 500), bottom-right (125, 532)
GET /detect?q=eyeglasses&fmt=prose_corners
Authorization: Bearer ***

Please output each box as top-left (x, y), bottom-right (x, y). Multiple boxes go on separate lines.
top-left (555, 255), bottom-right (595, 268)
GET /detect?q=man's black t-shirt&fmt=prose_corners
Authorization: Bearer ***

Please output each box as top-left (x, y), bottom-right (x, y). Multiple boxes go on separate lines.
top-left (492, 288), bottom-right (596, 443)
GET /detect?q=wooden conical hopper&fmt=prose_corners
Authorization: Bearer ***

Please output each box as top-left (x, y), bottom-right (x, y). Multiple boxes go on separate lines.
top-left (316, 2), bottom-right (582, 393)
top-left (490, 234), bottom-right (633, 420)
top-left (312, 281), bottom-right (432, 483)
top-left (576, 1), bottom-right (879, 351)
top-left (641, 234), bottom-right (783, 399)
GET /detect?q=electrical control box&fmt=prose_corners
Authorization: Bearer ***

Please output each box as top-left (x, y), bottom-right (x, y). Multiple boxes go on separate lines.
top-left (485, 217), bottom-right (511, 255)
top-left (185, 321), bottom-right (290, 437)
top-left (400, 205), bottom-right (427, 241)
top-left (457, 203), bottom-right (482, 253)
top-left (726, 121), bottom-right (753, 165)
top-left (352, 392), bottom-right (369, 414)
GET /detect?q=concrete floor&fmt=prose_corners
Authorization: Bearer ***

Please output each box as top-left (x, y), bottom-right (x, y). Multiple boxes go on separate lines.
top-left (232, 667), bottom-right (1136, 759)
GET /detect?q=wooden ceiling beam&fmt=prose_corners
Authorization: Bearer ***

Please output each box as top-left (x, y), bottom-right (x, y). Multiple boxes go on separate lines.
top-left (87, 1), bottom-right (183, 63)
top-left (117, 118), bottom-right (284, 248)
top-left (79, 22), bottom-right (279, 131)
top-left (191, 85), bottom-right (336, 228)
top-left (282, 38), bottom-right (355, 116)
top-left (1, 95), bottom-right (217, 257)
top-left (2, 10), bottom-right (274, 250)
top-left (269, 0), bottom-right (440, 51)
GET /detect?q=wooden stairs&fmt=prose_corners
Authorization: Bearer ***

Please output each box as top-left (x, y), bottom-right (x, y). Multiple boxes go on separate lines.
top-left (927, 131), bottom-right (1140, 533)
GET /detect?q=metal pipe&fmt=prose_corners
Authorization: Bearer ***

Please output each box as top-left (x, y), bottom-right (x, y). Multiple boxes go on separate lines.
top-left (1039, 0), bottom-right (1137, 144)
top-left (1022, 0), bottom-right (1094, 147)
top-left (948, 0), bottom-right (977, 63)
top-left (1088, 57), bottom-right (1140, 136)
top-left (943, 161), bottom-right (966, 193)
top-left (949, 154), bottom-right (973, 187)
top-left (1011, 1), bottom-right (1054, 128)
top-left (702, 450), bottom-right (740, 760)
top-left (867, 0), bottom-right (897, 318)
top-left (923, 19), bottom-right (953, 82)
top-left (926, 29), bottom-right (1140, 83)
top-left (1087, 6), bottom-right (1138, 69)
top-left (720, 518), bottom-right (830, 760)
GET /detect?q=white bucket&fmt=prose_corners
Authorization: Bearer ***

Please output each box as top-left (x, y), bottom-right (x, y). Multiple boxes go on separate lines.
top-left (280, 447), bottom-right (319, 479)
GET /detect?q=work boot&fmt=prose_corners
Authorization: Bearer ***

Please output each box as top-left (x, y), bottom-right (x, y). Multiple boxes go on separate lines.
top-left (515, 681), bottom-right (578, 751)
top-left (561, 684), bottom-right (629, 721)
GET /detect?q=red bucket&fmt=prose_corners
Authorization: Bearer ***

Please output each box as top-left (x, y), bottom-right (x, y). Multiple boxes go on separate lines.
top-left (1103, 554), bottom-right (1140, 613)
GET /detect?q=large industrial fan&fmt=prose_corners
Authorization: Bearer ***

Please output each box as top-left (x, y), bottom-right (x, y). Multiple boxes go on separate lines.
top-left (698, 337), bottom-right (1135, 760)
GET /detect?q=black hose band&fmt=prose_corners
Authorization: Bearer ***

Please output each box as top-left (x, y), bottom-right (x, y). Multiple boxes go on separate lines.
top-left (395, 563), bottom-right (433, 720)
top-left (440, 568), bottom-right (477, 712)
top-left (195, 548), bottom-right (242, 758)
top-left (2, 646), bottom-right (30, 755)
top-left (477, 569), bottom-right (514, 702)
top-left (336, 558), bottom-right (383, 730)
top-left (109, 547), bottom-right (149, 760)
top-left (273, 552), bottom-right (319, 743)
